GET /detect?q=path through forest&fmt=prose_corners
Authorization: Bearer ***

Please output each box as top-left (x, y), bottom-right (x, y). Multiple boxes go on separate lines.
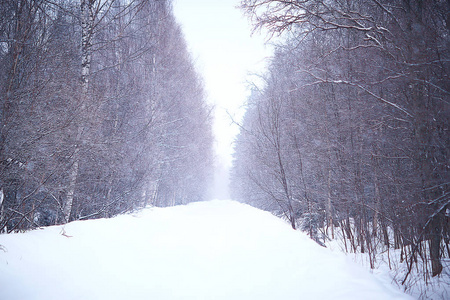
top-left (0, 200), bottom-right (412, 299)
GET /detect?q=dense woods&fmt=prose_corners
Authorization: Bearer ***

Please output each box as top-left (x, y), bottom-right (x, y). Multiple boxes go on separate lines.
top-left (232, 0), bottom-right (449, 288)
top-left (0, 0), bottom-right (213, 231)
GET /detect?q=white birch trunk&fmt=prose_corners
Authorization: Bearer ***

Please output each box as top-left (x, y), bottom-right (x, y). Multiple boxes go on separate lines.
top-left (63, 157), bottom-right (79, 222)
top-left (63, 0), bottom-right (94, 223)
top-left (80, 0), bottom-right (93, 96)
top-left (150, 180), bottom-right (159, 206)
top-left (141, 189), bottom-right (147, 207)
top-left (0, 188), bottom-right (4, 233)
top-left (326, 169), bottom-right (334, 239)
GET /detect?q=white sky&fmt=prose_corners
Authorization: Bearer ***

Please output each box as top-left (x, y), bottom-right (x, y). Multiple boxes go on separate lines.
top-left (173, 0), bottom-right (272, 199)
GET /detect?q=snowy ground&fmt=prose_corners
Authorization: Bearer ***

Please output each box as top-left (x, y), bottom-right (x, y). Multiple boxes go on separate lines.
top-left (0, 200), bottom-right (413, 300)
top-left (325, 230), bottom-right (450, 299)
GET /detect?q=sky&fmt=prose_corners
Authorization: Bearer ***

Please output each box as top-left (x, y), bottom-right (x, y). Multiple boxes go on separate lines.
top-left (172, 0), bottom-right (272, 199)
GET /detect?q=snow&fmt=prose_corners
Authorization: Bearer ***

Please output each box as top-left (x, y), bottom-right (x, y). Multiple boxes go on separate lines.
top-left (0, 200), bottom-right (413, 300)
top-left (326, 231), bottom-right (450, 299)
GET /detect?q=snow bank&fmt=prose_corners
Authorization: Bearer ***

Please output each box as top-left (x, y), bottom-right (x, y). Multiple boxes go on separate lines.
top-left (0, 200), bottom-right (413, 300)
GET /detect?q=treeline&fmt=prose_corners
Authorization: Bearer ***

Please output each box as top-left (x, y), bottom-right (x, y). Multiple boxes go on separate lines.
top-left (0, 0), bottom-right (213, 231)
top-left (231, 0), bottom-right (449, 285)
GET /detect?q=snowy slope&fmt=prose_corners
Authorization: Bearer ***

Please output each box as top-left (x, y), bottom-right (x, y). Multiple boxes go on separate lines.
top-left (0, 200), bottom-right (413, 300)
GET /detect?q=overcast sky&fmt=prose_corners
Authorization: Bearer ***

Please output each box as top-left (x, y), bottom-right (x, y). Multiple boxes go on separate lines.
top-left (173, 0), bottom-right (272, 199)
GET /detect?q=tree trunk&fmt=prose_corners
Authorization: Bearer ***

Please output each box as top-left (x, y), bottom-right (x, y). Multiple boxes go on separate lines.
top-left (62, 0), bottom-right (94, 223)
top-left (0, 188), bottom-right (4, 233)
top-left (326, 169), bottom-right (334, 238)
top-left (381, 219), bottom-right (390, 247)
top-left (373, 164), bottom-right (381, 237)
top-left (429, 215), bottom-right (443, 277)
top-left (63, 157), bottom-right (79, 222)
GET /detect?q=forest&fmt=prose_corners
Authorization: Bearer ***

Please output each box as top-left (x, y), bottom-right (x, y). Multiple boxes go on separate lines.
top-left (0, 0), bottom-right (214, 231)
top-left (231, 0), bottom-right (449, 287)
top-left (1, 0), bottom-right (449, 296)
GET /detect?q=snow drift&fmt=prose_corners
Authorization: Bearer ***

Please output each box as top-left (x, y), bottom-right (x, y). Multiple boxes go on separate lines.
top-left (0, 200), bottom-right (412, 300)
